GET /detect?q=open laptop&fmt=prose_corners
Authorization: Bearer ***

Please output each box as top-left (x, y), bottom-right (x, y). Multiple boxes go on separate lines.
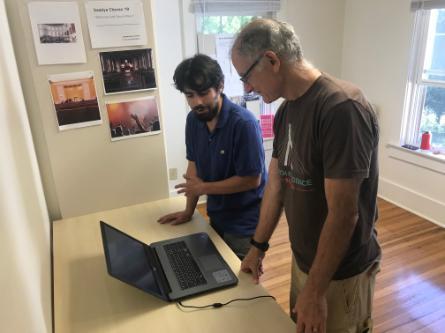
top-left (100, 221), bottom-right (238, 301)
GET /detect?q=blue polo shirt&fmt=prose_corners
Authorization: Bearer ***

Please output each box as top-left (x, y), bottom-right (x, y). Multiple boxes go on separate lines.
top-left (185, 94), bottom-right (266, 236)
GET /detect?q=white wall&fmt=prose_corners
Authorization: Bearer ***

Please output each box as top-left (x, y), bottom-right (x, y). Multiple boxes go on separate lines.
top-left (284, 0), bottom-right (346, 76)
top-left (152, 0), bottom-right (189, 196)
top-left (154, 0), bottom-right (348, 198)
top-left (342, 0), bottom-right (445, 225)
top-left (0, 0), bottom-right (51, 330)
top-left (7, 0), bottom-right (169, 219)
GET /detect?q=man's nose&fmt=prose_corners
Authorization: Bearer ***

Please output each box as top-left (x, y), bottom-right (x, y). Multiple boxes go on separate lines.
top-left (190, 95), bottom-right (203, 106)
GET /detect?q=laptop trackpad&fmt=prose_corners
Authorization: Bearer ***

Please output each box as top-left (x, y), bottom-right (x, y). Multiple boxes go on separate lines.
top-left (198, 254), bottom-right (224, 271)
top-left (199, 255), bottom-right (233, 283)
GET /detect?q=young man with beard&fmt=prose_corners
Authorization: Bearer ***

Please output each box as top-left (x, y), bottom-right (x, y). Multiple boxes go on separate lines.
top-left (158, 54), bottom-right (266, 260)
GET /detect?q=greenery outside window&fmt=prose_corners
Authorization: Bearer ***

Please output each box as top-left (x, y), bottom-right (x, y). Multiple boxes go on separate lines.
top-left (196, 15), bottom-right (256, 34)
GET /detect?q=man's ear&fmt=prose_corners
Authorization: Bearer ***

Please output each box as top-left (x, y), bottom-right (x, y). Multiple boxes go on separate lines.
top-left (264, 50), bottom-right (280, 72)
top-left (218, 83), bottom-right (224, 93)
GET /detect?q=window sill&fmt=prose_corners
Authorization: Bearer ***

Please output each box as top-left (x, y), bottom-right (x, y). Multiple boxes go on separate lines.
top-left (386, 143), bottom-right (445, 175)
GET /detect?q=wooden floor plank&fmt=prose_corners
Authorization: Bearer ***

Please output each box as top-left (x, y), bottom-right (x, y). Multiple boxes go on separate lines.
top-left (198, 198), bottom-right (445, 332)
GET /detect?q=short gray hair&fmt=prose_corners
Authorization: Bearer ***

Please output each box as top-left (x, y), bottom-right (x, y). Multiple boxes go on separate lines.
top-left (232, 18), bottom-right (303, 63)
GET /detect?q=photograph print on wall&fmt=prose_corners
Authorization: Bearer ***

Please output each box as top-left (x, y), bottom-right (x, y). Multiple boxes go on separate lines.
top-left (99, 48), bottom-right (157, 94)
top-left (38, 23), bottom-right (77, 43)
top-left (106, 96), bottom-right (161, 141)
top-left (48, 71), bottom-right (102, 131)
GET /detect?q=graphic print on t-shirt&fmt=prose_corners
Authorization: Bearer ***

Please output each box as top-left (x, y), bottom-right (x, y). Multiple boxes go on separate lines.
top-left (284, 124), bottom-right (293, 169)
top-left (279, 123), bottom-right (314, 192)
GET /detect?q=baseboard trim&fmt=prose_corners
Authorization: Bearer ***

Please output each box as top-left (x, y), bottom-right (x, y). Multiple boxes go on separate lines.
top-left (379, 177), bottom-right (444, 228)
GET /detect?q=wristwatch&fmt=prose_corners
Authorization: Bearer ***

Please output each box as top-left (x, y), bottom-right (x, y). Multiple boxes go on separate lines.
top-left (250, 238), bottom-right (269, 252)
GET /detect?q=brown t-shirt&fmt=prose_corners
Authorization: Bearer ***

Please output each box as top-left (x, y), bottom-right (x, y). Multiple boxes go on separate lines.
top-left (272, 73), bottom-right (381, 279)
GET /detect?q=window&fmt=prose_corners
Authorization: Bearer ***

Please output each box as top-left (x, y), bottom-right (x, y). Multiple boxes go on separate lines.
top-left (403, 2), bottom-right (445, 153)
top-left (189, 0), bottom-right (282, 141)
top-left (190, 0), bottom-right (280, 100)
top-left (195, 15), bottom-right (263, 99)
top-left (197, 15), bottom-right (256, 34)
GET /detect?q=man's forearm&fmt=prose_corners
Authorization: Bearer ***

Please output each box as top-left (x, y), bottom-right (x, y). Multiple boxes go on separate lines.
top-left (305, 212), bottom-right (358, 296)
top-left (202, 175), bottom-right (261, 195)
top-left (252, 179), bottom-right (283, 243)
top-left (251, 158), bottom-right (283, 243)
top-left (253, 167), bottom-right (283, 243)
top-left (184, 160), bottom-right (199, 215)
top-left (185, 195), bottom-right (199, 216)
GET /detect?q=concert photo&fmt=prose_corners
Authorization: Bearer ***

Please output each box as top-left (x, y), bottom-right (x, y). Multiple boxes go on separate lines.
top-left (99, 48), bottom-right (157, 94)
top-left (106, 96), bottom-right (161, 141)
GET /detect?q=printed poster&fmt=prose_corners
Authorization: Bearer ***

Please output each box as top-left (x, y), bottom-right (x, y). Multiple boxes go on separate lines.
top-left (28, 2), bottom-right (86, 65)
top-left (85, 1), bottom-right (147, 48)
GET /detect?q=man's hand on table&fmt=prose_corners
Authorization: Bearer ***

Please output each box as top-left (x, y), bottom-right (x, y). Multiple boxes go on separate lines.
top-left (157, 210), bottom-right (193, 225)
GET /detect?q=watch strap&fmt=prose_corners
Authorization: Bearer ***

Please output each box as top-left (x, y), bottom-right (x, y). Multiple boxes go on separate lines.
top-left (250, 238), bottom-right (269, 252)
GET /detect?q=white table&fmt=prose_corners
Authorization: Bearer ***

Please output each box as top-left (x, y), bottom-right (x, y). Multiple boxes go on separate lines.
top-left (53, 197), bottom-right (295, 332)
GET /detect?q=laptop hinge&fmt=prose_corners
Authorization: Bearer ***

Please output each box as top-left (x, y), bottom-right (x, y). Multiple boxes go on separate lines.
top-left (144, 246), bottom-right (172, 297)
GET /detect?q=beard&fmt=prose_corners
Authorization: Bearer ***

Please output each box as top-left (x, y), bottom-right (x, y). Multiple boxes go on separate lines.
top-left (192, 95), bottom-right (219, 122)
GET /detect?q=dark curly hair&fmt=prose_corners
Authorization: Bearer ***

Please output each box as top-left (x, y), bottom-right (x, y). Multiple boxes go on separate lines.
top-left (173, 54), bottom-right (224, 93)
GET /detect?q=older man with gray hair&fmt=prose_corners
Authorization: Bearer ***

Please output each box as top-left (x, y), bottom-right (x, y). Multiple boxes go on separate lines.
top-left (231, 18), bottom-right (381, 333)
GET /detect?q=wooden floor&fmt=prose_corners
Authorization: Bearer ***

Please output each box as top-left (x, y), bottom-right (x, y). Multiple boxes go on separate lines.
top-left (198, 198), bottom-right (445, 332)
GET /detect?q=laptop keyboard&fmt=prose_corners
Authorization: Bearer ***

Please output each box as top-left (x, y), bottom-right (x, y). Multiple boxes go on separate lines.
top-left (164, 241), bottom-right (207, 290)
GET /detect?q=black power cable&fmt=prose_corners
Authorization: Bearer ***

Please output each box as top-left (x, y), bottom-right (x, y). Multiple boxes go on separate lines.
top-left (177, 295), bottom-right (276, 309)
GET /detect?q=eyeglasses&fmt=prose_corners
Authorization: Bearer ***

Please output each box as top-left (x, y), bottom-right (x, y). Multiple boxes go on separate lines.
top-left (239, 54), bottom-right (264, 84)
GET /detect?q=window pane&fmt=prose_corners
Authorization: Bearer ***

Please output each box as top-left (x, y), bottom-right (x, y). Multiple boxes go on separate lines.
top-left (198, 15), bottom-right (254, 34)
top-left (423, 9), bottom-right (445, 82)
top-left (437, 9), bottom-right (445, 33)
top-left (199, 16), bottom-right (222, 34)
top-left (420, 86), bottom-right (445, 148)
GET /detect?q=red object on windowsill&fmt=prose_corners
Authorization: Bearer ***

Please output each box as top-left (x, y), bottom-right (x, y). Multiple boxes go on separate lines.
top-left (420, 131), bottom-right (432, 150)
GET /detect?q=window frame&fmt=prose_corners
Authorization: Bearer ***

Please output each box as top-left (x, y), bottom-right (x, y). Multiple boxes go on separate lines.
top-left (193, 12), bottom-right (279, 140)
top-left (402, 8), bottom-right (445, 153)
top-left (400, 9), bottom-right (445, 150)
top-left (194, 13), bottom-right (274, 100)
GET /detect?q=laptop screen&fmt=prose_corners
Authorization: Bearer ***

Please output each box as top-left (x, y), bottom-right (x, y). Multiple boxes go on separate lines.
top-left (101, 222), bottom-right (164, 298)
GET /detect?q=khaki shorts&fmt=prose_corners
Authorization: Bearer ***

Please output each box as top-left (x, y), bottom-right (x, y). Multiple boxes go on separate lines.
top-left (290, 256), bottom-right (380, 333)
top-left (210, 222), bottom-right (251, 260)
